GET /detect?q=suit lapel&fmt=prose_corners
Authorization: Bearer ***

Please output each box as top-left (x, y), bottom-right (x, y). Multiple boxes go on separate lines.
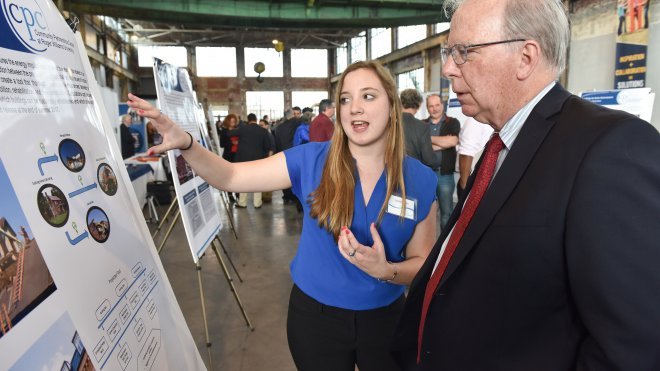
top-left (436, 85), bottom-right (572, 287)
top-left (406, 138), bottom-right (483, 300)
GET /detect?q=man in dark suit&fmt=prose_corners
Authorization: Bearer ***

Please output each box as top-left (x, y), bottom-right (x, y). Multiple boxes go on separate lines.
top-left (274, 108), bottom-right (302, 204)
top-left (399, 89), bottom-right (442, 169)
top-left (392, 0), bottom-right (660, 370)
top-left (229, 113), bottom-right (273, 208)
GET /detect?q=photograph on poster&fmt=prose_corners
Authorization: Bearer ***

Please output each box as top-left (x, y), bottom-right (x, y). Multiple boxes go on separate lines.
top-left (156, 59), bottom-right (182, 93)
top-left (86, 206), bottom-right (110, 243)
top-left (97, 163), bottom-right (118, 196)
top-left (175, 154), bottom-right (195, 185)
top-left (8, 312), bottom-right (95, 371)
top-left (0, 159), bottom-right (56, 339)
top-left (36, 184), bottom-right (70, 228)
top-left (58, 139), bottom-right (86, 173)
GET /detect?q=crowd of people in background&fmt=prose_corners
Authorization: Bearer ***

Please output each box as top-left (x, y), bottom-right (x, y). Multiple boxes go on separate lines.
top-left (211, 90), bottom-right (495, 234)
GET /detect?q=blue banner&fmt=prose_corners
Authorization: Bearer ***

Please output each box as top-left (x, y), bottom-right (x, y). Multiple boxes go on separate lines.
top-left (614, 0), bottom-right (651, 89)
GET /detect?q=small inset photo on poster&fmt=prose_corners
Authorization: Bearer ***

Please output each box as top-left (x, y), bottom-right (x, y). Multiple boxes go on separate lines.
top-left (58, 138), bottom-right (86, 173)
top-left (97, 163), bottom-right (118, 196)
top-left (156, 58), bottom-right (183, 93)
top-left (175, 153), bottom-right (194, 185)
top-left (8, 313), bottom-right (96, 370)
top-left (1, 159), bottom-right (57, 339)
top-left (36, 184), bottom-right (69, 228)
top-left (86, 206), bottom-right (110, 243)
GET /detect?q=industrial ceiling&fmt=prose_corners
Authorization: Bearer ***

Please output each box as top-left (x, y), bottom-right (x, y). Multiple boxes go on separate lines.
top-left (66, 0), bottom-right (449, 49)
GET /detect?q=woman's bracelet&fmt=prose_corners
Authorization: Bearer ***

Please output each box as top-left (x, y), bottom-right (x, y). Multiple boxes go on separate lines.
top-left (378, 261), bottom-right (398, 283)
top-left (181, 132), bottom-right (194, 150)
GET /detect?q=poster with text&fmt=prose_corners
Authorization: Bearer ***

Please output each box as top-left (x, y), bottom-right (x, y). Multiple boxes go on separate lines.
top-left (580, 88), bottom-right (655, 123)
top-left (0, 1), bottom-right (205, 369)
top-left (153, 58), bottom-right (222, 262)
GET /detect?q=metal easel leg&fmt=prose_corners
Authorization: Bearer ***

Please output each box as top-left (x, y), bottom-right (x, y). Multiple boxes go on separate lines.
top-left (214, 236), bottom-right (242, 282)
top-left (211, 240), bottom-right (253, 330)
top-left (156, 210), bottom-right (180, 255)
top-left (152, 199), bottom-right (178, 240)
top-left (220, 191), bottom-right (239, 240)
top-left (196, 260), bottom-right (214, 371)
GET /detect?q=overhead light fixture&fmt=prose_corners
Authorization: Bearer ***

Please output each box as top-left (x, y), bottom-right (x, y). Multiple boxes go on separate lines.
top-left (272, 39), bottom-right (278, 45)
top-left (254, 62), bottom-right (265, 83)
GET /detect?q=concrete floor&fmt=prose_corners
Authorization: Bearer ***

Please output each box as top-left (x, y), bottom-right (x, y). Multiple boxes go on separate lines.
top-left (151, 191), bottom-right (301, 371)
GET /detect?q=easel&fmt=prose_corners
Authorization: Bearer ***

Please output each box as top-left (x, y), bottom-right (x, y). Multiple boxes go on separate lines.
top-left (152, 198), bottom-right (253, 371)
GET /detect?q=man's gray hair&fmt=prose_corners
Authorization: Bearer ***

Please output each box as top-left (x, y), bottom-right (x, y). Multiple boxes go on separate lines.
top-left (400, 88), bottom-right (423, 109)
top-left (444, 0), bottom-right (570, 76)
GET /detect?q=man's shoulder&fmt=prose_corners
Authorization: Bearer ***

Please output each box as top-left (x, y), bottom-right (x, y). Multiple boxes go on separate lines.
top-left (311, 113), bottom-right (331, 125)
top-left (445, 115), bottom-right (461, 125)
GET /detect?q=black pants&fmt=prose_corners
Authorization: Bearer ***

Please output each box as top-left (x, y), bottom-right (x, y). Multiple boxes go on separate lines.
top-left (287, 285), bottom-right (404, 371)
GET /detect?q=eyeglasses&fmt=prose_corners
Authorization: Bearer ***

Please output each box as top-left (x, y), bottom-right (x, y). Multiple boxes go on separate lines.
top-left (441, 39), bottom-right (526, 65)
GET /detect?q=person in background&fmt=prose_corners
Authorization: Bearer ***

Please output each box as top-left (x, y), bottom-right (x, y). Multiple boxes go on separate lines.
top-left (425, 94), bottom-right (459, 229)
top-left (399, 89), bottom-right (442, 170)
top-left (218, 114), bottom-right (239, 202)
top-left (120, 114), bottom-right (136, 159)
top-left (228, 113), bottom-right (272, 208)
top-left (309, 99), bottom-right (335, 142)
top-left (456, 117), bottom-right (493, 198)
top-left (275, 108), bottom-right (302, 205)
top-left (259, 118), bottom-right (276, 203)
top-left (392, 0), bottom-right (660, 369)
top-left (293, 111), bottom-right (313, 147)
top-left (128, 60), bottom-right (438, 371)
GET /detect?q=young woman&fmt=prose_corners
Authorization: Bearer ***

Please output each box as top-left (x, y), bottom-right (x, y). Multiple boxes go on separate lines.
top-left (128, 60), bottom-right (438, 371)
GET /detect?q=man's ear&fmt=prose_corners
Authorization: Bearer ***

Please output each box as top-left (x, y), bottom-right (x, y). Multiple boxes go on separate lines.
top-left (517, 40), bottom-right (542, 80)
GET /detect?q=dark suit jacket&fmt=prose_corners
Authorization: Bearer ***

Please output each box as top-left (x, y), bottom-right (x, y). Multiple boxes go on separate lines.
top-left (403, 112), bottom-right (442, 169)
top-left (274, 118), bottom-right (301, 152)
top-left (228, 123), bottom-right (271, 162)
top-left (392, 85), bottom-right (660, 370)
top-left (120, 123), bottom-right (135, 159)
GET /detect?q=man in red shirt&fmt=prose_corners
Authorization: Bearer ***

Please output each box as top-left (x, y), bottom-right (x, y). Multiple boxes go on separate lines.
top-left (309, 99), bottom-right (335, 142)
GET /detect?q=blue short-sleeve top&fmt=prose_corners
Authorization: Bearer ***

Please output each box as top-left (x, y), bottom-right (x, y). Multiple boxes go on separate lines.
top-left (284, 141), bottom-right (437, 310)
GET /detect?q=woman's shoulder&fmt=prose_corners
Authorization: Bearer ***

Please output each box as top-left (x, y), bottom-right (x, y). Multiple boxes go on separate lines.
top-left (286, 141), bottom-right (330, 156)
top-left (403, 155), bottom-right (436, 180)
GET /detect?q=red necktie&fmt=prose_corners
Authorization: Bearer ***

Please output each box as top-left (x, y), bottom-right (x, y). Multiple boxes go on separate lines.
top-left (417, 133), bottom-right (505, 363)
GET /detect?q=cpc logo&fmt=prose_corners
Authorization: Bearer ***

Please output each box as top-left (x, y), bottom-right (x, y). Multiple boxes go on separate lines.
top-left (2, 0), bottom-right (49, 53)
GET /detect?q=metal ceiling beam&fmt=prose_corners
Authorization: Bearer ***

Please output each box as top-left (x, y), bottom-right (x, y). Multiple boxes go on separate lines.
top-left (68, 0), bottom-right (448, 29)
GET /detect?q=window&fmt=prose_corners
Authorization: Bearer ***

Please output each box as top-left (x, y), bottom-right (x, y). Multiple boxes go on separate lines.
top-left (196, 47), bottom-right (237, 77)
top-left (291, 49), bottom-right (328, 77)
top-left (336, 43), bottom-right (348, 75)
top-left (138, 46), bottom-right (187, 67)
top-left (292, 91), bottom-right (329, 112)
top-left (397, 24), bottom-right (427, 49)
top-left (244, 48), bottom-right (283, 77)
top-left (397, 68), bottom-right (425, 92)
top-left (370, 28), bottom-right (392, 59)
top-left (209, 105), bottom-right (229, 123)
top-left (350, 31), bottom-right (367, 63)
top-left (246, 91), bottom-right (284, 120)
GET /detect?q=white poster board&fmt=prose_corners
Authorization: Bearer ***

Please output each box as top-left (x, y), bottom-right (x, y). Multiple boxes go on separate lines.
top-left (580, 88), bottom-right (655, 124)
top-left (152, 58), bottom-right (222, 262)
top-left (0, 2), bottom-right (205, 370)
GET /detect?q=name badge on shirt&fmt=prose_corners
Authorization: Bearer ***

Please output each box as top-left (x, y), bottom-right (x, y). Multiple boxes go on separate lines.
top-left (387, 194), bottom-right (417, 221)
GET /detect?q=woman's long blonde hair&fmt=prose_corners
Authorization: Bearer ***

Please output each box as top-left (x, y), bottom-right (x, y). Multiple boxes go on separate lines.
top-left (309, 60), bottom-right (406, 238)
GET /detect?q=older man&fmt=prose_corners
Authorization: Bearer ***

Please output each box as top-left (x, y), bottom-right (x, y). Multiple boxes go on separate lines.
top-left (393, 0), bottom-right (660, 370)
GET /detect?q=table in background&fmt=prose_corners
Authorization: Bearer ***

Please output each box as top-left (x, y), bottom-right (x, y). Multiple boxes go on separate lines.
top-left (124, 153), bottom-right (168, 182)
